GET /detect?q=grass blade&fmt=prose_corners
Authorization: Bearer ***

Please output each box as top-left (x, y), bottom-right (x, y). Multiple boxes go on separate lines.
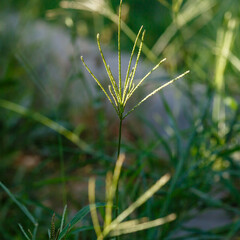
top-left (58, 203), bottom-right (105, 240)
top-left (89, 178), bottom-right (103, 239)
top-left (105, 154), bottom-right (125, 228)
top-left (102, 174), bottom-right (171, 237)
top-left (0, 98), bottom-right (88, 150)
top-left (109, 214), bottom-right (176, 237)
top-left (60, 205), bottom-right (67, 232)
top-left (18, 224), bottom-right (31, 240)
top-left (0, 182), bottom-right (37, 225)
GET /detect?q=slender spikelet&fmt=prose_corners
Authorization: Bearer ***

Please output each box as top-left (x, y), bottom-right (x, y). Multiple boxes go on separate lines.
top-left (128, 30), bottom-right (146, 93)
top-left (133, 58), bottom-right (167, 92)
top-left (108, 85), bottom-right (118, 107)
top-left (118, 0), bottom-right (123, 100)
top-left (107, 65), bottom-right (121, 103)
top-left (50, 213), bottom-right (56, 240)
top-left (122, 26), bottom-right (143, 102)
top-left (124, 70), bottom-right (190, 119)
top-left (126, 58), bottom-right (167, 101)
top-left (97, 34), bottom-right (120, 101)
top-left (80, 56), bottom-right (119, 115)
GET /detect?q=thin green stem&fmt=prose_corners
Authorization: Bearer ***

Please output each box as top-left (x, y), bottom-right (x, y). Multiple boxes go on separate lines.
top-left (115, 117), bottom-right (123, 240)
top-left (117, 118), bottom-right (123, 158)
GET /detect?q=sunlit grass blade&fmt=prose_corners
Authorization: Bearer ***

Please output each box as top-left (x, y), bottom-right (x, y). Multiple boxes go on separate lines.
top-left (172, 0), bottom-right (184, 14)
top-left (104, 172), bottom-right (113, 228)
top-left (124, 70), bottom-right (190, 119)
top-left (89, 178), bottom-right (103, 239)
top-left (0, 99), bottom-right (117, 164)
top-left (212, 13), bottom-right (236, 130)
top-left (0, 99), bottom-right (87, 150)
top-left (109, 214), bottom-right (176, 237)
top-left (105, 154), bottom-right (125, 228)
top-left (110, 217), bottom-right (149, 230)
top-left (157, 0), bottom-right (171, 8)
top-left (102, 173), bottom-right (171, 237)
top-left (151, 0), bottom-right (216, 56)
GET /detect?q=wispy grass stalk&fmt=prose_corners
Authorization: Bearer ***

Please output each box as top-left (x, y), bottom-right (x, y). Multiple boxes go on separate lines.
top-left (80, 0), bottom-right (189, 227)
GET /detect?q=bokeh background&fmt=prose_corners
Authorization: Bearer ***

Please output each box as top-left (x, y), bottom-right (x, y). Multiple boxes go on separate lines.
top-left (0, 0), bottom-right (240, 239)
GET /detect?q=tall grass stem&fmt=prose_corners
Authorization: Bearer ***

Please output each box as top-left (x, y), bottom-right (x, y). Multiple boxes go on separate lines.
top-left (116, 118), bottom-right (123, 239)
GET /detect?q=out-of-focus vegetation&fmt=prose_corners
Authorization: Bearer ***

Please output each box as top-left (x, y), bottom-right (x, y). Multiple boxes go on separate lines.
top-left (0, 0), bottom-right (240, 239)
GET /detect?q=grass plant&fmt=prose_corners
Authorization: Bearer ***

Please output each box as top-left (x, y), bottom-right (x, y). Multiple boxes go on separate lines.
top-left (0, 0), bottom-right (240, 239)
top-left (88, 154), bottom-right (176, 239)
top-left (80, 0), bottom-right (189, 227)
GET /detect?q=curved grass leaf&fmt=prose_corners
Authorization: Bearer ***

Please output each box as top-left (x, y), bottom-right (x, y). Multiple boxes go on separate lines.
top-left (0, 182), bottom-right (37, 225)
top-left (58, 203), bottom-right (105, 240)
top-left (18, 224), bottom-right (31, 240)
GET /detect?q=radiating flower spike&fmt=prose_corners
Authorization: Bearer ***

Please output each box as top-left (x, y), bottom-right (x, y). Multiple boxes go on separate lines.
top-left (80, 0), bottom-right (189, 121)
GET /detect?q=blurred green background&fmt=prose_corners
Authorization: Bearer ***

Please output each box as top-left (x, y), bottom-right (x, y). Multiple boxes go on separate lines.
top-left (0, 0), bottom-right (240, 239)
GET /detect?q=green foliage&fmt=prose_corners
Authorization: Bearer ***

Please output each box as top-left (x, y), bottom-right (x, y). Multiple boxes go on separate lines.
top-left (0, 182), bottom-right (106, 239)
top-left (0, 0), bottom-right (240, 239)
